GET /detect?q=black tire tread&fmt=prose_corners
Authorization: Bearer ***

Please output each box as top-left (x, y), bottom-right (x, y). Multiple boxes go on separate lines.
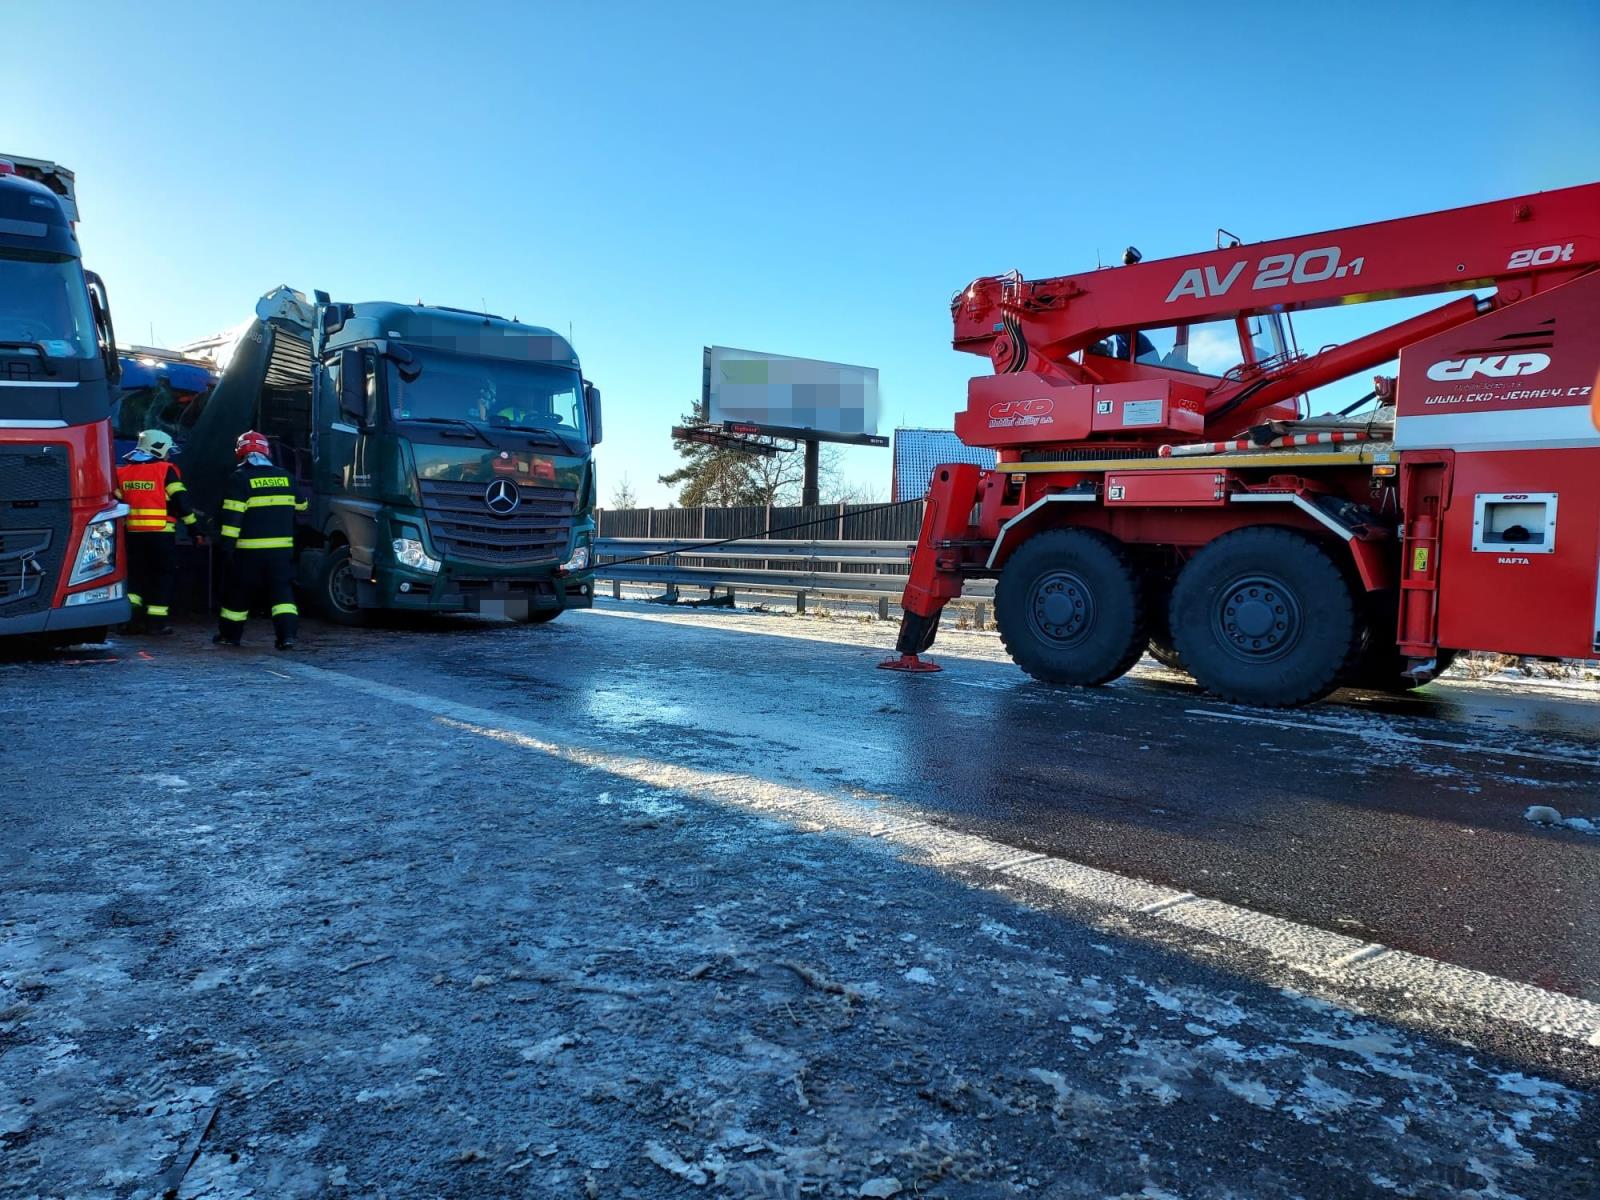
top-left (1171, 526), bottom-right (1361, 707)
top-left (996, 527), bottom-right (1148, 687)
top-left (318, 544), bottom-right (368, 626)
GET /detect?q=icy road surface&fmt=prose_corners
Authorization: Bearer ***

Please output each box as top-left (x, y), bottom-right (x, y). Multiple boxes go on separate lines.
top-left (2, 603), bottom-right (1598, 1199)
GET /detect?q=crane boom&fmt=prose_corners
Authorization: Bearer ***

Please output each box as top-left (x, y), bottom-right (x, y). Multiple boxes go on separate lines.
top-left (950, 183), bottom-right (1600, 449)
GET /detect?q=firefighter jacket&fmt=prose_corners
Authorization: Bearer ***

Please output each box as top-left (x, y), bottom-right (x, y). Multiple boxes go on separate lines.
top-left (116, 458), bottom-right (198, 534)
top-left (219, 462), bottom-right (307, 551)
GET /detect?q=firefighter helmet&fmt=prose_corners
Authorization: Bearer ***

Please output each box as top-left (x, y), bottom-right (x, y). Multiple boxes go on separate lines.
top-left (235, 430), bottom-right (271, 461)
top-left (135, 429), bottom-right (176, 459)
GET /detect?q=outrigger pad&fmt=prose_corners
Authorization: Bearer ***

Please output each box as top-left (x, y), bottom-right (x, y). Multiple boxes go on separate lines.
top-left (877, 653), bottom-right (942, 673)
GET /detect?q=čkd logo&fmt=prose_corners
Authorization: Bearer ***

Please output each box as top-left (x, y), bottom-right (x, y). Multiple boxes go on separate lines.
top-left (989, 398), bottom-right (1054, 420)
top-left (1426, 353), bottom-right (1551, 382)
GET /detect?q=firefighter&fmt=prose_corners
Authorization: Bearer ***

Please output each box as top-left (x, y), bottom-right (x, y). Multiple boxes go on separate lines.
top-left (214, 431), bottom-right (306, 650)
top-left (114, 429), bottom-right (201, 634)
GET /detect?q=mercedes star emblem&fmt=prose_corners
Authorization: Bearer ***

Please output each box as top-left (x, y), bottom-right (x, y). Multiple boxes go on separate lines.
top-left (485, 478), bottom-right (521, 515)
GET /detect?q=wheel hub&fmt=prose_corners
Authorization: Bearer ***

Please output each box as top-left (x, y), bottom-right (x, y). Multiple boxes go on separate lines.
top-left (329, 561), bottom-right (359, 612)
top-left (1215, 574), bottom-right (1301, 662)
top-left (1027, 570), bottom-right (1094, 647)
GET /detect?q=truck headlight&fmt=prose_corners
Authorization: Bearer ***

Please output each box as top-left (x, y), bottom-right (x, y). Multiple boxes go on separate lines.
top-left (392, 538), bottom-right (441, 573)
top-left (69, 511), bottom-right (121, 585)
top-left (559, 545), bottom-right (590, 573)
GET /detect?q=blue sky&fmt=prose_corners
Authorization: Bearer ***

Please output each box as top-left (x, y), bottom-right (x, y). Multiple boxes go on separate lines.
top-left (6, 0), bottom-right (1598, 505)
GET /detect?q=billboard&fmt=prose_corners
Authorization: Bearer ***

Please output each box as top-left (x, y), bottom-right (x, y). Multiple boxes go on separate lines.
top-left (892, 428), bottom-right (997, 501)
top-left (703, 346), bottom-right (884, 446)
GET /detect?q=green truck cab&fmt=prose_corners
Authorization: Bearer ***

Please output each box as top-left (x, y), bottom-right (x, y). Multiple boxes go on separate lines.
top-left (185, 288), bottom-right (600, 624)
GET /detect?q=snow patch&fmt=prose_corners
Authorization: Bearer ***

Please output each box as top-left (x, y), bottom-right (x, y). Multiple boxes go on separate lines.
top-left (645, 1141), bottom-right (708, 1186)
top-left (858, 1178), bottom-right (903, 1198)
top-left (1217, 1073), bottom-right (1280, 1108)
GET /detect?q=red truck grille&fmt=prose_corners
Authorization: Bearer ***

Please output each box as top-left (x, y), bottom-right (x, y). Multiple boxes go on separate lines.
top-left (0, 446), bottom-right (71, 616)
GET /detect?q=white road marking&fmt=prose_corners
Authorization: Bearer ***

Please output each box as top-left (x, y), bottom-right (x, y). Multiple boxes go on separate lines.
top-left (283, 662), bottom-right (1600, 1049)
top-left (1331, 943), bottom-right (1392, 969)
top-left (1186, 707), bottom-right (1600, 769)
top-left (1139, 893), bottom-right (1199, 916)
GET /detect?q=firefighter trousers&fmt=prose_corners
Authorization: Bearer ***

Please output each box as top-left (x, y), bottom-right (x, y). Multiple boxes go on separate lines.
top-left (218, 549), bottom-right (298, 644)
top-left (127, 532), bottom-right (177, 624)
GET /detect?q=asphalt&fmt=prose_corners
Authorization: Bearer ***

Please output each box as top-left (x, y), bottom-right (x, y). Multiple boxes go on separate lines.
top-left (3, 604), bottom-right (1599, 1198)
top-left (290, 600), bottom-right (1600, 1003)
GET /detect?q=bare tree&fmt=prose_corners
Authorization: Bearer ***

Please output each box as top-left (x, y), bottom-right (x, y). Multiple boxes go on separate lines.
top-left (746, 448), bottom-right (805, 506)
top-left (608, 473), bottom-right (639, 510)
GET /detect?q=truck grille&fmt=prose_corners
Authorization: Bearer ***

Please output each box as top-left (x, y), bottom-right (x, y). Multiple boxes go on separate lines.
top-left (0, 446), bottom-right (71, 502)
top-left (0, 511), bottom-right (66, 617)
top-left (419, 479), bottom-right (576, 565)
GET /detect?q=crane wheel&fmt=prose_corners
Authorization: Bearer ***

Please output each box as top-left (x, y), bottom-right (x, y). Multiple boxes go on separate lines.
top-left (1170, 527), bottom-right (1361, 707)
top-left (995, 528), bottom-right (1147, 686)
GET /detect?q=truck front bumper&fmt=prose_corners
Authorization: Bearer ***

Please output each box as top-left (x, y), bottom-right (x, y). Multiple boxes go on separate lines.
top-left (365, 566), bottom-right (596, 618)
top-left (0, 594), bottom-right (131, 637)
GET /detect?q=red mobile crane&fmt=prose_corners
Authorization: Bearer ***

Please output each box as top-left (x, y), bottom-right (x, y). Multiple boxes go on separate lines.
top-left (884, 184), bottom-right (1600, 706)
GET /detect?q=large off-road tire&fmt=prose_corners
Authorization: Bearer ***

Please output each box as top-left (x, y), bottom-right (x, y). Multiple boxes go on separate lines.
top-left (317, 544), bottom-right (368, 626)
top-left (995, 528), bottom-right (1147, 686)
top-left (1170, 527), bottom-right (1361, 707)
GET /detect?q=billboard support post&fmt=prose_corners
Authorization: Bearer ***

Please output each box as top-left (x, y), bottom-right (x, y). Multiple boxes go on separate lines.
top-left (803, 438), bottom-right (820, 506)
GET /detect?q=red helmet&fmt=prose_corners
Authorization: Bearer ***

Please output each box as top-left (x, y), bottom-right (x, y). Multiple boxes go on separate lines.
top-left (235, 430), bottom-right (271, 461)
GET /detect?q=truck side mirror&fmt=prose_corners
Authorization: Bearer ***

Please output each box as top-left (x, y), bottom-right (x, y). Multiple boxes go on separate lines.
top-left (338, 348), bottom-right (369, 425)
top-left (85, 271), bottom-right (120, 385)
top-left (320, 304), bottom-right (349, 338)
top-left (584, 381), bottom-right (603, 445)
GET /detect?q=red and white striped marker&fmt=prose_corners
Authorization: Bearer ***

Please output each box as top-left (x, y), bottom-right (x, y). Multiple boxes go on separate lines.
top-left (1159, 430), bottom-right (1372, 458)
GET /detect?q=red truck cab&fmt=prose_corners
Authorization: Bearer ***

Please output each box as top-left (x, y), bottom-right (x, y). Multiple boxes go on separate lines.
top-left (0, 156), bottom-right (129, 644)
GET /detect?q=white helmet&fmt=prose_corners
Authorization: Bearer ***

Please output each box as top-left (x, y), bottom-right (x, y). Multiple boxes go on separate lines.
top-left (136, 429), bottom-right (175, 459)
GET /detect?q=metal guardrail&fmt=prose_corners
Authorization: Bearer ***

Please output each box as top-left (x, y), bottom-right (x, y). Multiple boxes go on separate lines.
top-left (593, 537), bottom-right (996, 607)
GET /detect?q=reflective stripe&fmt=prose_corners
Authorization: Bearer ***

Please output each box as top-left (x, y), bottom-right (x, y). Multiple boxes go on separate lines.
top-left (221, 499), bottom-right (247, 513)
top-left (166, 481), bottom-right (187, 496)
top-left (236, 536), bottom-right (294, 550)
top-left (219, 607), bottom-right (249, 622)
top-left (246, 494), bottom-right (299, 508)
top-left (128, 592), bottom-right (144, 607)
top-left (182, 512), bottom-right (198, 525)
top-left (220, 525), bottom-right (241, 539)
top-left (146, 605), bottom-right (170, 617)
top-left (271, 602), bottom-right (299, 616)
top-left (295, 500), bottom-right (308, 512)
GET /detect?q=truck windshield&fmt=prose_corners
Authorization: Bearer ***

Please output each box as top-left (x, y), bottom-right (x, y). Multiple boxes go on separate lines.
top-left (389, 350), bottom-right (586, 443)
top-left (0, 252), bottom-right (97, 359)
top-left (112, 365), bottom-right (218, 444)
